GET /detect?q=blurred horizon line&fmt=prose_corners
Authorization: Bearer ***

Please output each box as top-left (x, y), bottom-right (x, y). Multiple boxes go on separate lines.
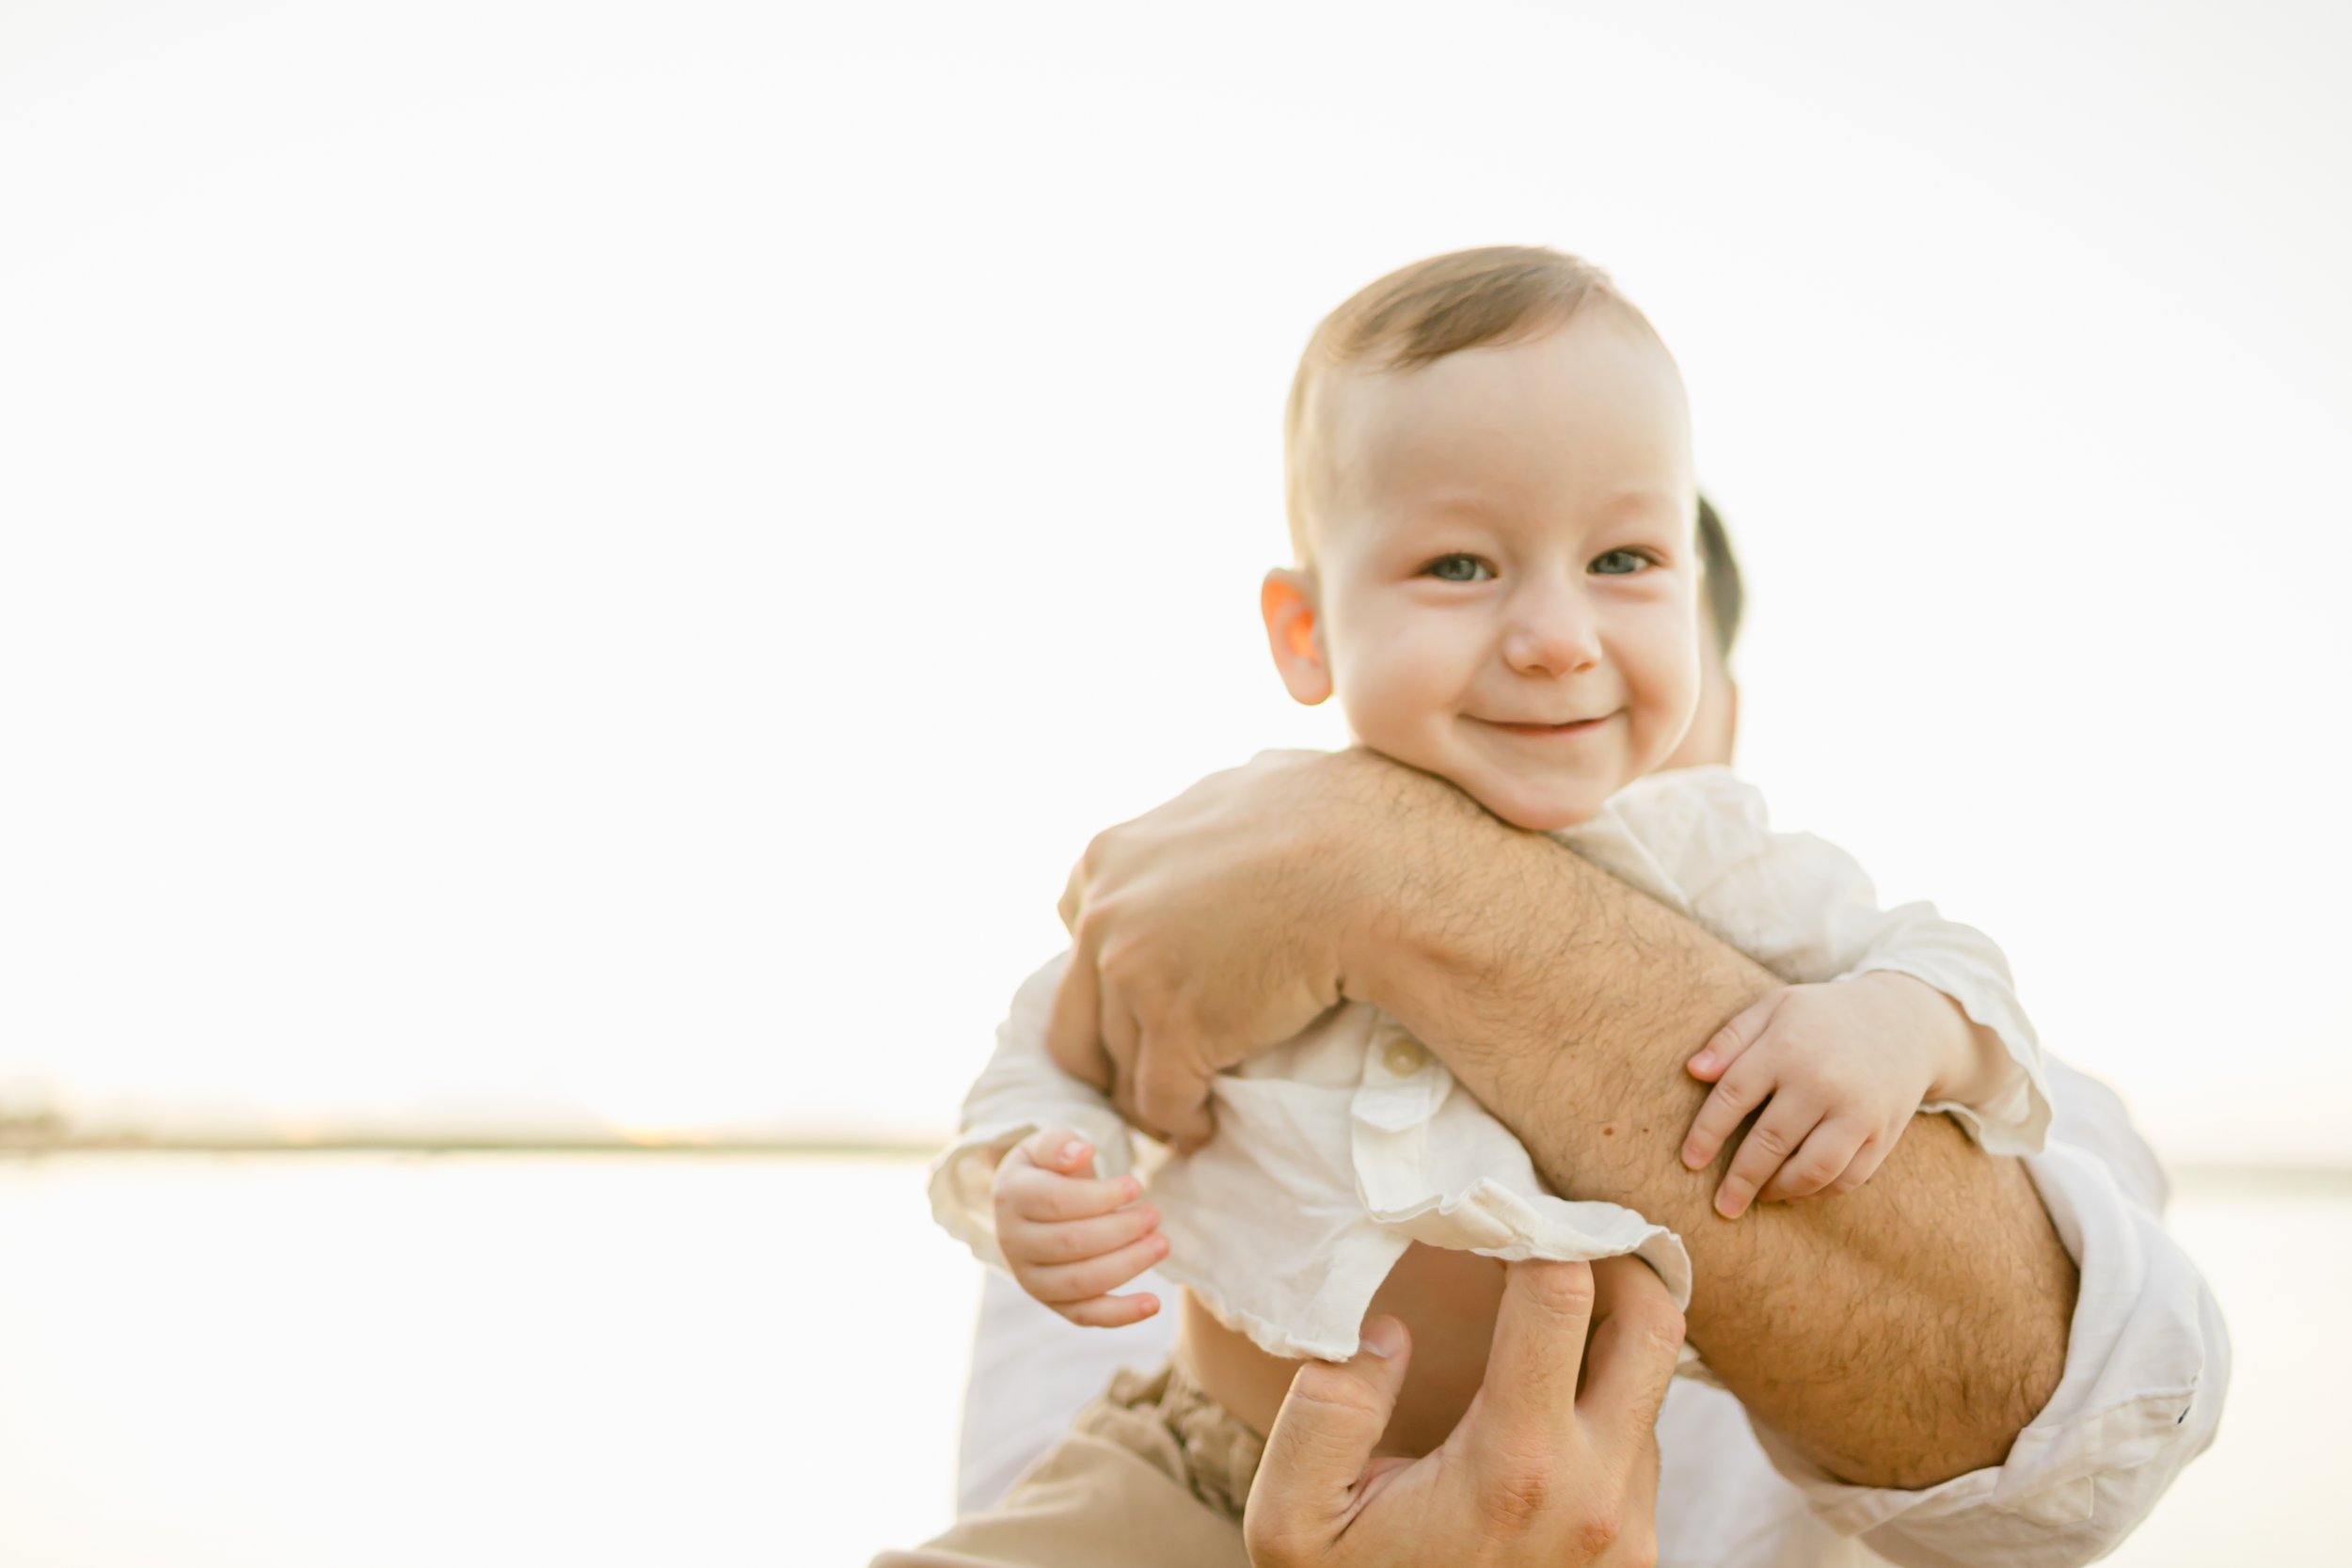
top-left (6, 1128), bottom-right (2348, 1193)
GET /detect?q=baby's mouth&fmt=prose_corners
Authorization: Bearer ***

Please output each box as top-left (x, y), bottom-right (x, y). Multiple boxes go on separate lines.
top-left (1475, 714), bottom-right (1611, 736)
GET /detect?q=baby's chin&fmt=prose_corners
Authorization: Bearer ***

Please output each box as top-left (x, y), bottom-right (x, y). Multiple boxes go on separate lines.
top-left (1343, 736), bottom-right (1615, 832)
top-left (1459, 784), bottom-right (1609, 835)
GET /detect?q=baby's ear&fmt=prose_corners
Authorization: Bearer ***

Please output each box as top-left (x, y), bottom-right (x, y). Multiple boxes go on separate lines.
top-left (1260, 568), bottom-right (1331, 706)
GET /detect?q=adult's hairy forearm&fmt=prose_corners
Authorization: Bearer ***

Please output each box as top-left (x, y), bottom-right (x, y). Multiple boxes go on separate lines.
top-left (1339, 765), bottom-right (2077, 1488)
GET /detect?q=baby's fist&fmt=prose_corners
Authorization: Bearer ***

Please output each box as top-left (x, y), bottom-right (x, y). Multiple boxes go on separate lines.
top-left (992, 1127), bottom-right (1167, 1327)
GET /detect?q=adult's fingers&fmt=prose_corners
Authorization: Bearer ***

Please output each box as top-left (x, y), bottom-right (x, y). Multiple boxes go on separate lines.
top-left (1475, 1259), bottom-right (1597, 1453)
top-left (1043, 945), bottom-right (1113, 1094)
top-left (1574, 1258), bottom-right (1685, 1458)
top-left (1247, 1317), bottom-right (1413, 1559)
top-left (1612, 1420), bottom-right (1665, 1568)
top-left (1098, 974), bottom-right (1146, 1129)
top-left (1135, 1013), bottom-right (1217, 1152)
top-left (1057, 852), bottom-right (1089, 935)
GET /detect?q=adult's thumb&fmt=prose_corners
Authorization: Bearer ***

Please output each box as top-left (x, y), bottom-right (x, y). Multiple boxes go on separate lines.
top-left (1246, 1318), bottom-right (1412, 1560)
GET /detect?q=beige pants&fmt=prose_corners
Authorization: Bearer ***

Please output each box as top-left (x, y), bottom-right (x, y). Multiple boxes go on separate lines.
top-left (872, 1362), bottom-right (1262, 1568)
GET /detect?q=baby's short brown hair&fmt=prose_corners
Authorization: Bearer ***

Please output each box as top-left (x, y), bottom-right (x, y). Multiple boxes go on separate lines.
top-left (1282, 245), bottom-right (1661, 564)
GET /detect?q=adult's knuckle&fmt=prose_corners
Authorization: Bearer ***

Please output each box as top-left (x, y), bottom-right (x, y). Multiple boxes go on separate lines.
top-left (1080, 828), bottom-right (1112, 873)
top-left (1486, 1461), bottom-right (1553, 1530)
top-left (1159, 978), bottom-right (1208, 1036)
top-left (1565, 1497), bottom-right (1622, 1557)
top-left (1106, 952), bottom-right (1154, 1000)
top-left (1645, 1303), bottom-right (1689, 1352)
top-left (1286, 1364), bottom-right (1387, 1422)
top-left (1074, 900), bottom-right (1120, 954)
top-left (1525, 1259), bottom-right (1597, 1318)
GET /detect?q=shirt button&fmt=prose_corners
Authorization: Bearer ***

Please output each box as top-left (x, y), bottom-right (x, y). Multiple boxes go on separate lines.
top-left (1383, 1039), bottom-right (1428, 1075)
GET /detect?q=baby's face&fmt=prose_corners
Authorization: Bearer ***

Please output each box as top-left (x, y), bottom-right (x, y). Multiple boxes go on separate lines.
top-left (1290, 312), bottom-right (1702, 832)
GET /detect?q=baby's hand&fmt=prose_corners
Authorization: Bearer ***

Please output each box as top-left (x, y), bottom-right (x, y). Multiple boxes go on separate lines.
top-left (1678, 977), bottom-right (1945, 1219)
top-left (993, 1127), bottom-right (1168, 1327)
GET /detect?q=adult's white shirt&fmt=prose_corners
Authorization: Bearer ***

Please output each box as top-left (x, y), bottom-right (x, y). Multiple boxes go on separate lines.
top-left (954, 1053), bottom-right (2226, 1568)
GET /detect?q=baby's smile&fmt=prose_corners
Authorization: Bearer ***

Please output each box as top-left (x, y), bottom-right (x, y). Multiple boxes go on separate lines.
top-left (1468, 713), bottom-right (1618, 737)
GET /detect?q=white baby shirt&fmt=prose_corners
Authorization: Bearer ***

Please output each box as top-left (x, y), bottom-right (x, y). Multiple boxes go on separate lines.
top-left (929, 765), bottom-right (2052, 1362)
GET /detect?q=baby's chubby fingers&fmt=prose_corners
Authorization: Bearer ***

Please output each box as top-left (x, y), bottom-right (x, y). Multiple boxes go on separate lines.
top-left (1680, 1051), bottom-right (1775, 1172)
top-left (1753, 1118), bottom-right (1870, 1206)
top-left (994, 1131), bottom-right (1141, 1223)
top-left (1714, 1093), bottom-right (1826, 1219)
top-left (1687, 990), bottom-right (1784, 1085)
top-left (1056, 1291), bottom-right (1163, 1328)
top-left (999, 1199), bottom-right (1164, 1267)
top-left (1014, 1126), bottom-right (1103, 1179)
top-left (1017, 1230), bottom-right (1170, 1305)
top-left (1758, 1117), bottom-right (1900, 1205)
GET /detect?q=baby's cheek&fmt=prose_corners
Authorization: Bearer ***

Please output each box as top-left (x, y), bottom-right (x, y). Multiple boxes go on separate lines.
top-left (1338, 641), bottom-right (1460, 753)
top-left (1629, 641), bottom-right (1703, 767)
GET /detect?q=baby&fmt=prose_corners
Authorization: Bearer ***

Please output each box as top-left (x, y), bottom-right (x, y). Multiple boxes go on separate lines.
top-left (927, 246), bottom-right (2050, 1477)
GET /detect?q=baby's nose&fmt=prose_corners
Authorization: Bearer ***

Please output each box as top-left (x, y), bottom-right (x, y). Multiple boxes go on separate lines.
top-left (1502, 583), bottom-right (1603, 675)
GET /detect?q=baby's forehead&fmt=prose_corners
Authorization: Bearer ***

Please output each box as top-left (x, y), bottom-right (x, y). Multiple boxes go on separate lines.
top-left (1313, 330), bottom-right (1692, 529)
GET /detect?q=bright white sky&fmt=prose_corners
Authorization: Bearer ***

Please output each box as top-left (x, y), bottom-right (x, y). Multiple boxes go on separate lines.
top-left (2, 0), bottom-right (2346, 1163)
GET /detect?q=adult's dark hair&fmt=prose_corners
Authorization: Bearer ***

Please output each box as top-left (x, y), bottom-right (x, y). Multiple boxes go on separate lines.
top-left (1695, 493), bottom-right (1743, 658)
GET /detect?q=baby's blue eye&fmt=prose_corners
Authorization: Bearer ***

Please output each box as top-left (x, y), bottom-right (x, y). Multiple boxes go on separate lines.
top-left (1590, 549), bottom-right (1650, 576)
top-left (1425, 554), bottom-right (1491, 582)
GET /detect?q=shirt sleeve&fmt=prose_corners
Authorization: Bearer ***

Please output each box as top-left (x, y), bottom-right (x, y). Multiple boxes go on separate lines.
top-left (1739, 1054), bottom-right (2230, 1568)
top-left (1661, 770), bottom-right (2053, 1155)
top-left (925, 949), bottom-right (1136, 1273)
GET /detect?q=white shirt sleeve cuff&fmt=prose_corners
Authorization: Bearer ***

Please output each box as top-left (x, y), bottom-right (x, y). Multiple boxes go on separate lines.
top-left (1740, 1138), bottom-right (2227, 1568)
top-left (926, 1108), bottom-right (1136, 1273)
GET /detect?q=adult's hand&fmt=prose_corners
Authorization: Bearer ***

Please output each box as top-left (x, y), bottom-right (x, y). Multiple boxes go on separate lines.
top-left (1047, 749), bottom-right (1440, 1148)
top-left (1244, 1257), bottom-right (1683, 1568)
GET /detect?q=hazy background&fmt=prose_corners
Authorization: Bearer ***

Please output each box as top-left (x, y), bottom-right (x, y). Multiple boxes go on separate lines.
top-left (3, 2), bottom-right (2346, 1563)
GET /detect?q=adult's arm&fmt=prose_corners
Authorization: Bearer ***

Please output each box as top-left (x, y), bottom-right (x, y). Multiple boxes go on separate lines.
top-left (1049, 749), bottom-right (2075, 1490)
